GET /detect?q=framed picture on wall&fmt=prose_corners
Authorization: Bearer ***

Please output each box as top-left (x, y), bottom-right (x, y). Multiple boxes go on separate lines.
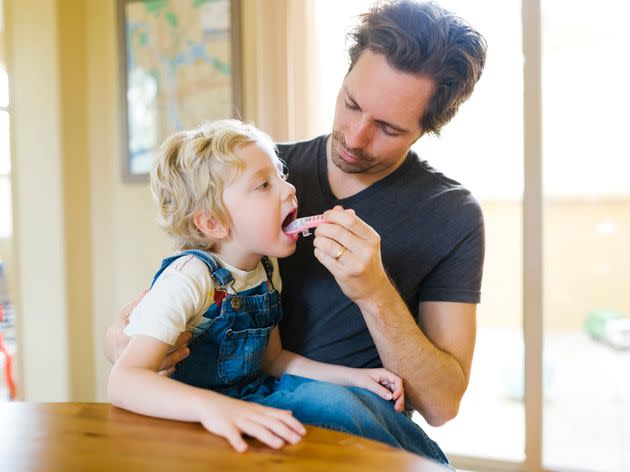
top-left (117, 0), bottom-right (242, 182)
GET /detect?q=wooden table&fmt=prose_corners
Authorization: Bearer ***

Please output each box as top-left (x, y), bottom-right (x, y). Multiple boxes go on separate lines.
top-left (0, 402), bottom-right (450, 471)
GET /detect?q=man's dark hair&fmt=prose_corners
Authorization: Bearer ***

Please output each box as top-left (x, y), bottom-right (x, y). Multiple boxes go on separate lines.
top-left (347, 0), bottom-right (487, 135)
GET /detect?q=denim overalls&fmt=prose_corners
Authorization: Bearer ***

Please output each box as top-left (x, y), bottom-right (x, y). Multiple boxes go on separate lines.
top-left (151, 250), bottom-right (280, 398)
top-left (150, 250), bottom-right (450, 467)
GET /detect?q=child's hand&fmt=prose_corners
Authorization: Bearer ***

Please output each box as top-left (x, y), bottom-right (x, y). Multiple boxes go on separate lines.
top-left (348, 368), bottom-right (405, 412)
top-left (199, 395), bottom-right (306, 452)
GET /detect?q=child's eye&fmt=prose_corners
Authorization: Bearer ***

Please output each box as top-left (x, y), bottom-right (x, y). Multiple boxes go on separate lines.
top-left (256, 181), bottom-right (270, 190)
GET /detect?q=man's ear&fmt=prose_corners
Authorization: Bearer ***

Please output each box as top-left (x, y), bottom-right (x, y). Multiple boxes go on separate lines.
top-left (193, 211), bottom-right (229, 240)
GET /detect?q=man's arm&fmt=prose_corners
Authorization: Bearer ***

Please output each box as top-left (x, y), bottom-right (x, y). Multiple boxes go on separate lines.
top-left (358, 287), bottom-right (475, 426)
top-left (104, 290), bottom-right (146, 365)
top-left (313, 207), bottom-right (477, 426)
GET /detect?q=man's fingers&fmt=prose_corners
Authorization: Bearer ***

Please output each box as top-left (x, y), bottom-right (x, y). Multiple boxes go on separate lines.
top-left (119, 289), bottom-right (148, 321)
top-left (173, 331), bottom-right (192, 348)
top-left (313, 247), bottom-right (339, 269)
top-left (157, 366), bottom-right (175, 377)
top-left (322, 207), bottom-right (372, 240)
top-left (314, 225), bottom-right (359, 255)
top-left (132, 288), bottom-right (149, 305)
top-left (157, 345), bottom-right (190, 372)
top-left (313, 236), bottom-right (354, 262)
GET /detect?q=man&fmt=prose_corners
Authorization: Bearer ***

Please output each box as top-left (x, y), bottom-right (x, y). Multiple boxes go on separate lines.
top-left (107, 0), bottom-right (486, 440)
top-left (276, 1), bottom-right (487, 428)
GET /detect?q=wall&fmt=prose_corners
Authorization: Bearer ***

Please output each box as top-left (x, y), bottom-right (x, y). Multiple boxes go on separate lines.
top-left (6, 0), bottom-right (70, 400)
top-left (0, 3), bottom-right (16, 308)
top-left (85, 0), bottom-right (171, 401)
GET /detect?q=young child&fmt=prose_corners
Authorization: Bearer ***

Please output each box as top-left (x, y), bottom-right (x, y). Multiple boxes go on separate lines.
top-left (108, 120), bottom-right (447, 463)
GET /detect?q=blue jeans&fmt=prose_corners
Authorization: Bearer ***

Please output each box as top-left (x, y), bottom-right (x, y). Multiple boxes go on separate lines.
top-left (246, 374), bottom-right (450, 467)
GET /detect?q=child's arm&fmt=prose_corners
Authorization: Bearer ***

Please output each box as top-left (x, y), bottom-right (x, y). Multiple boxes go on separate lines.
top-left (108, 334), bottom-right (305, 452)
top-left (262, 327), bottom-right (405, 411)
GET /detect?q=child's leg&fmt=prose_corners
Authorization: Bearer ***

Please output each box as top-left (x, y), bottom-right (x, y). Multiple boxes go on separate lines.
top-left (250, 375), bottom-right (450, 466)
top-left (347, 385), bottom-right (450, 465)
top-left (255, 375), bottom-right (399, 437)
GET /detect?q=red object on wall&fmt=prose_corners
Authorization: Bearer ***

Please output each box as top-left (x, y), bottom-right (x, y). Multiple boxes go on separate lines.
top-left (0, 301), bottom-right (16, 400)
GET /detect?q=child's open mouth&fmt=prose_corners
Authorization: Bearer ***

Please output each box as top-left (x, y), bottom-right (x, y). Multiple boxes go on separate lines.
top-left (281, 208), bottom-right (298, 234)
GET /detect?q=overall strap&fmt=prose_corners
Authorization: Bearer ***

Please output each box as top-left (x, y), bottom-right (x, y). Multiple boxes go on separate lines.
top-left (150, 249), bottom-right (234, 290)
top-left (260, 256), bottom-right (276, 291)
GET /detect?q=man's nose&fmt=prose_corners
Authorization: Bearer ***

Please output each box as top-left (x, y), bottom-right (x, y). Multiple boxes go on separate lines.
top-left (346, 117), bottom-right (371, 149)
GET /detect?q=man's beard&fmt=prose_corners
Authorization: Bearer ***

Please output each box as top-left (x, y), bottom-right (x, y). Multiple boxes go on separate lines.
top-left (330, 131), bottom-right (377, 174)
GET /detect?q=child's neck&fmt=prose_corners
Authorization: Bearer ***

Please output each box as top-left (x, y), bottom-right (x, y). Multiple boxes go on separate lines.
top-left (211, 244), bottom-right (261, 272)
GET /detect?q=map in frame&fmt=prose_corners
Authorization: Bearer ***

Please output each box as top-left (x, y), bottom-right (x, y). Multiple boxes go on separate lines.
top-left (119, 0), bottom-right (240, 181)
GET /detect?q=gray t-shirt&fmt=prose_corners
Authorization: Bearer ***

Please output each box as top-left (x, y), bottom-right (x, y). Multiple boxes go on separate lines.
top-left (278, 135), bottom-right (484, 368)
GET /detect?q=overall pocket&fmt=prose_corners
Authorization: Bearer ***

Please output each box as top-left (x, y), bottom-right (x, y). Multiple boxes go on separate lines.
top-left (217, 326), bottom-right (273, 385)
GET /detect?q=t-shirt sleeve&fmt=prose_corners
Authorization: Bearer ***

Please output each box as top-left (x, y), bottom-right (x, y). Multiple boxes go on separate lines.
top-left (124, 256), bottom-right (214, 345)
top-left (418, 197), bottom-right (485, 304)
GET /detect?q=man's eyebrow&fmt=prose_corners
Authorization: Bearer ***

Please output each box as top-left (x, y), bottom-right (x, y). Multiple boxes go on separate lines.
top-left (344, 87), bottom-right (410, 134)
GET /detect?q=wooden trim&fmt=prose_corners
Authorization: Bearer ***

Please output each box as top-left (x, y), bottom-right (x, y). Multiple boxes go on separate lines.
top-left (522, 0), bottom-right (543, 470)
top-left (449, 455), bottom-right (525, 472)
top-left (231, 0), bottom-right (243, 119)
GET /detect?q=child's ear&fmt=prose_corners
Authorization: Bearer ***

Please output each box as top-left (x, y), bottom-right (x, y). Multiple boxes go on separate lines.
top-left (194, 211), bottom-right (229, 240)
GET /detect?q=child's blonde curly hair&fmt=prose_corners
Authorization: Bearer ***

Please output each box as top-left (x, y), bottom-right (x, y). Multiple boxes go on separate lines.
top-left (150, 120), bottom-right (278, 250)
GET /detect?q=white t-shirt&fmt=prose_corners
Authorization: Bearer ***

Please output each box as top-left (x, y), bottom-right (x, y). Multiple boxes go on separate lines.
top-left (124, 253), bottom-right (282, 345)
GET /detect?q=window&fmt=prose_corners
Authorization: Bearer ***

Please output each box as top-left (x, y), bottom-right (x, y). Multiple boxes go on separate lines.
top-left (541, 1), bottom-right (630, 470)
